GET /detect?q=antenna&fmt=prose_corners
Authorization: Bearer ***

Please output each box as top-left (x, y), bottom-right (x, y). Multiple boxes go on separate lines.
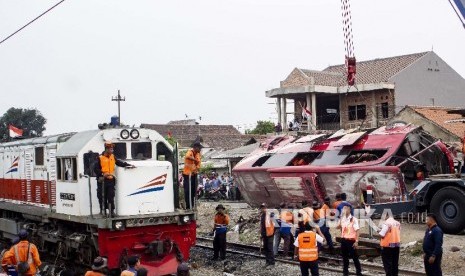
top-left (111, 90), bottom-right (125, 126)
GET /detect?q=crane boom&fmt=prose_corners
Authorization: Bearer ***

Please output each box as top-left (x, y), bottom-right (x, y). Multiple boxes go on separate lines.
top-left (341, 0), bottom-right (356, 86)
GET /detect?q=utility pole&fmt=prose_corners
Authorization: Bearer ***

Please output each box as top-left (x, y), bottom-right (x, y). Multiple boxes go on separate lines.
top-left (112, 90), bottom-right (125, 126)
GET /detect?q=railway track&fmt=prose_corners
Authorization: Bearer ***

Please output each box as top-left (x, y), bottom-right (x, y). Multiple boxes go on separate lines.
top-left (196, 237), bottom-right (424, 276)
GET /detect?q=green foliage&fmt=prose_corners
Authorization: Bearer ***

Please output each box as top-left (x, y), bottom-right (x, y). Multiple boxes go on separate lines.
top-left (0, 108), bottom-right (47, 141)
top-left (165, 136), bottom-right (177, 146)
top-left (249, 120), bottom-right (275, 135)
top-left (179, 149), bottom-right (188, 160)
top-left (199, 162), bottom-right (214, 174)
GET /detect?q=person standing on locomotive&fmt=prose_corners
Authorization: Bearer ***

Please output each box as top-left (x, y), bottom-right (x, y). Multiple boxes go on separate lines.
top-left (95, 141), bottom-right (135, 217)
top-left (183, 141), bottom-right (202, 209)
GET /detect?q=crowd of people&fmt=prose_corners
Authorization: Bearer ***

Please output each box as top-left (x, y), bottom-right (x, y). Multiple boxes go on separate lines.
top-left (209, 192), bottom-right (444, 276)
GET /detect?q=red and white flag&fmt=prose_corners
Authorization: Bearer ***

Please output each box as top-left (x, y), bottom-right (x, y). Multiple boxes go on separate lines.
top-left (302, 104), bottom-right (312, 120)
top-left (8, 125), bottom-right (23, 138)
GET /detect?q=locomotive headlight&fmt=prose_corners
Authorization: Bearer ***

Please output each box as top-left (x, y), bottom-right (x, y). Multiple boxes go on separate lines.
top-left (120, 129), bottom-right (130, 139)
top-left (130, 129), bottom-right (140, 139)
top-left (183, 216), bottom-right (190, 223)
top-left (114, 221), bottom-right (125, 230)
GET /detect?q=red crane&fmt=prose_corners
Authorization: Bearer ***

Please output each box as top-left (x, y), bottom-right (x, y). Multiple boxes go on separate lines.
top-left (341, 0), bottom-right (356, 86)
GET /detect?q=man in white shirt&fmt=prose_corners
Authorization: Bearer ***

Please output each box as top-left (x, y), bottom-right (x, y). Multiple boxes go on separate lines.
top-left (293, 223), bottom-right (325, 276)
top-left (337, 206), bottom-right (362, 276)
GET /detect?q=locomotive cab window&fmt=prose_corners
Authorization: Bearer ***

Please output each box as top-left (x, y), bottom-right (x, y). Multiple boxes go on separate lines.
top-left (131, 142), bottom-right (152, 160)
top-left (113, 142), bottom-right (127, 160)
top-left (57, 157), bottom-right (77, 181)
top-left (35, 146), bottom-right (44, 166)
top-left (156, 142), bottom-right (172, 162)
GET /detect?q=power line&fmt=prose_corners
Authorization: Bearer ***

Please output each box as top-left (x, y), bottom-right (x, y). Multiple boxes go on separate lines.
top-left (0, 0), bottom-right (66, 45)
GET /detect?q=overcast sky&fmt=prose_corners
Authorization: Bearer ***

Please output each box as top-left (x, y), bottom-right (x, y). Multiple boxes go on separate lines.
top-left (1, 0), bottom-right (464, 135)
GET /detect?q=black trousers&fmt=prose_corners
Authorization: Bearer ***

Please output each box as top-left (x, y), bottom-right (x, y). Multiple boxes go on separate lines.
top-left (213, 232), bottom-right (227, 259)
top-left (97, 179), bottom-right (116, 213)
top-left (381, 247), bottom-right (400, 276)
top-left (183, 174), bottom-right (197, 209)
top-left (424, 254), bottom-right (442, 276)
top-left (340, 239), bottom-right (362, 276)
top-left (263, 236), bottom-right (275, 265)
top-left (299, 260), bottom-right (319, 276)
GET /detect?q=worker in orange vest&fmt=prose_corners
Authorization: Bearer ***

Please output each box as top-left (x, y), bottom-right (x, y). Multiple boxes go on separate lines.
top-left (121, 255), bottom-right (140, 276)
top-left (183, 141), bottom-right (202, 209)
top-left (85, 257), bottom-right (108, 276)
top-left (95, 141), bottom-right (135, 217)
top-left (212, 204), bottom-right (230, 260)
top-left (332, 193), bottom-right (342, 209)
top-left (297, 201), bottom-right (324, 239)
top-left (313, 199), bottom-right (334, 254)
top-left (337, 205), bottom-right (362, 276)
top-left (260, 203), bottom-right (275, 266)
top-left (1, 230), bottom-right (41, 276)
top-left (377, 215), bottom-right (401, 276)
top-left (293, 222), bottom-right (325, 276)
top-left (274, 202), bottom-right (294, 258)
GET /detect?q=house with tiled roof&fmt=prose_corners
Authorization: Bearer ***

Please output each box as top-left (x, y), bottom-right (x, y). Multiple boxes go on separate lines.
top-left (141, 123), bottom-right (250, 150)
top-left (394, 106), bottom-right (465, 147)
top-left (267, 51), bottom-right (465, 131)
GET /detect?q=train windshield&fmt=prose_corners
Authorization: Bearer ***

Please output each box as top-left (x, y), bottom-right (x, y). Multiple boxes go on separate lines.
top-left (131, 142), bottom-right (152, 160)
top-left (114, 143), bottom-right (127, 159)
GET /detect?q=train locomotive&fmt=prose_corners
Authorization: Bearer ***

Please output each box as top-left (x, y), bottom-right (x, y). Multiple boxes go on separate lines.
top-left (0, 126), bottom-right (196, 275)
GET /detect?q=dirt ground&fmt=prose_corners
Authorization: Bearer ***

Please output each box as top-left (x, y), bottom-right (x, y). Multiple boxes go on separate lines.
top-left (195, 201), bottom-right (465, 276)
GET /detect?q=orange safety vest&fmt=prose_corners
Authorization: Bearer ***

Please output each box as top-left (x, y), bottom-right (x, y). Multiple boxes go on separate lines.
top-left (380, 219), bottom-right (401, 248)
top-left (297, 231), bottom-right (318, 262)
top-left (280, 210), bottom-right (294, 224)
top-left (332, 200), bottom-right (342, 209)
top-left (183, 149), bottom-right (201, 175)
top-left (214, 213), bottom-right (230, 225)
top-left (299, 207), bottom-right (312, 224)
top-left (313, 204), bottom-right (329, 221)
top-left (341, 217), bottom-right (357, 240)
top-left (99, 154), bottom-right (116, 174)
top-left (265, 214), bottom-right (275, 237)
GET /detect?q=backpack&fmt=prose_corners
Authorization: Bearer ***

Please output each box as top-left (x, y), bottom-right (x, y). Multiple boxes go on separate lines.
top-left (14, 244), bottom-right (31, 276)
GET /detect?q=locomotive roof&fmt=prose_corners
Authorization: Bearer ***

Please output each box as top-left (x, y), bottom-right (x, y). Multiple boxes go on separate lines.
top-left (56, 130), bottom-right (100, 157)
top-left (0, 132), bottom-right (76, 148)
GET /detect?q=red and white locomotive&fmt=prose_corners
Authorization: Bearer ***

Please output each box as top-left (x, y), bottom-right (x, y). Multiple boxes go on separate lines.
top-left (0, 126), bottom-right (196, 275)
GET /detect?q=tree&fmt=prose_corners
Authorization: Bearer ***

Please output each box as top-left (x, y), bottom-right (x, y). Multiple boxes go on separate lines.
top-left (249, 120), bottom-right (275, 135)
top-left (0, 108), bottom-right (47, 140)
top-left (165, 135), bottom-right (177, 147)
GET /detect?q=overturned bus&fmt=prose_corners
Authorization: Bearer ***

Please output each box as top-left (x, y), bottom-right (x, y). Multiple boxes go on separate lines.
top-left (233, 122), bottom-right (465, 234)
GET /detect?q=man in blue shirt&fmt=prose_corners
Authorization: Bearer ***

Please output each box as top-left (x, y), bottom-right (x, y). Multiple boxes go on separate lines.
top-left (336, 193), bottom-right (354, 217)
top-left (422, 213), bottom-right (443, 276)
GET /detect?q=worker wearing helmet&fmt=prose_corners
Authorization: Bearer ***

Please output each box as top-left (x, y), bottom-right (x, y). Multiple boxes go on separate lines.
top-left (94, 141), bottom-right (135, 217)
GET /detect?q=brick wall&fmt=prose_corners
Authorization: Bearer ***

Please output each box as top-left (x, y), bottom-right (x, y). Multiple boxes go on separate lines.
top-left (340, 89), bottom-right (395, 129)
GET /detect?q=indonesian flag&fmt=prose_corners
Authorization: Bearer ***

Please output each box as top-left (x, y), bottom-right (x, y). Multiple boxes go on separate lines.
top-left (8, 125), bottom-right (23, 138)
top-left (302, 103), bottom-right (312, 120)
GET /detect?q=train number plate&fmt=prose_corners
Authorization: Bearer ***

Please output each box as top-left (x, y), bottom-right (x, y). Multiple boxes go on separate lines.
top-left (60, 193), bottom-right (76, 201)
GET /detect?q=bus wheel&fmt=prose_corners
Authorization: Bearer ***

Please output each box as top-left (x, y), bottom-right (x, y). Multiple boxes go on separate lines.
top-left (430, 186), bottom-right (465, 234)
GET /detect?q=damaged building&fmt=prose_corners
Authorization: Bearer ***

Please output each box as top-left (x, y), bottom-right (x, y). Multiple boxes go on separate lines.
top-left (267, 51), bottom-right (465, 131)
